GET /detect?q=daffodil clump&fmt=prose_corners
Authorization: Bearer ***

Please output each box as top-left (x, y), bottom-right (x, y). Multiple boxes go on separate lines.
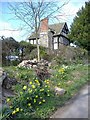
top-left (58, 68), bottom-right (65, 74)
top-left (4, 78), bottom-right (52, 118)
top-left (6, 98), bottom-right (10, 102)
top-left (23, 85), bottom-right (27, 90)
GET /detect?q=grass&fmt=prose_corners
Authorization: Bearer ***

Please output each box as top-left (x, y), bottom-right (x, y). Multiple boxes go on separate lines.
top-left (2, 64), bottom-right (89, 119)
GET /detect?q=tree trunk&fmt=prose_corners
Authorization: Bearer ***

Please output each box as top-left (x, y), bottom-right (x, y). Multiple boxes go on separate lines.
top-left (35, 15), bottom-right (40, 62)
top-left (36, 37), bottom-right (40, 62)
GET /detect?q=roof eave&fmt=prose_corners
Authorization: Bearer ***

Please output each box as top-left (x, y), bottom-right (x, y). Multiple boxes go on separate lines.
top-left (29, 37), bottom-right (39, 40)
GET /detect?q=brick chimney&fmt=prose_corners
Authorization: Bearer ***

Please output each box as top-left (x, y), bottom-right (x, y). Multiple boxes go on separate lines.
top-left (39, 18), bottom-right (49, 48)
top-left (40, 18), bottom-right (48, 32)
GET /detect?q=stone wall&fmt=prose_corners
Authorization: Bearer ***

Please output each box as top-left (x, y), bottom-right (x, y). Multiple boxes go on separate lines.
top-left (48, 31), bottom-right (54, 50)
top-left (39, 32), bottom-right (48, 48)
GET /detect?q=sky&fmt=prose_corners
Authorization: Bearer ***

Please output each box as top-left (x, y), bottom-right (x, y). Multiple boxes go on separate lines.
top-left (0, 0), bottom-right (88, 42)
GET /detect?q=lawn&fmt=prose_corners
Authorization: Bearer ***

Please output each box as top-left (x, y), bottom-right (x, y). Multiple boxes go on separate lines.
top-left (2, 64), bottom-right (89, 119)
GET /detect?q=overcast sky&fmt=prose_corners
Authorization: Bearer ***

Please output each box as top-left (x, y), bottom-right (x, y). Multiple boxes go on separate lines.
top-left (0, 0), bottom-right (88, 42)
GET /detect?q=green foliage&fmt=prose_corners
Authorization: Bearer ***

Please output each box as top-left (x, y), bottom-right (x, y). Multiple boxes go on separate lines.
top-left (29, 46), bottom-right (52, 61)
top-left (10, 60), bottom-right (20, 66)
top-left (19, 41), bottom-right (37, 60)
top-left (2, 64), bottom-right (89, 119)
top-left (1, 36), bottom-right (20, 66)
top-left (68, 1), bottom-right (90, 51)
top-left (29, 48), bottom-right (38, 59)
top-left (19, 41), bottom-right (36, 53)
top-left (1, 38), bottom-right (38, 66)
top-left (51, 46), bottom-right (88, 66)
top-left (3, 79), bottom-right (52, 119)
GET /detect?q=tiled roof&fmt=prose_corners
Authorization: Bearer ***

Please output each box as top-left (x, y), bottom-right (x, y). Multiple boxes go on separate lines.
top-left (29, 22), bottom-right (65, 40)
top-left (28, 31), bottom-right (40, 39)
top-left (49, 23), bottom-right (65, 34)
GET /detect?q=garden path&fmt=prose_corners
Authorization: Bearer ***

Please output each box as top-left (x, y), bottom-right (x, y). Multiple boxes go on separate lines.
top-left (50, 85), bottom-right (89, 118)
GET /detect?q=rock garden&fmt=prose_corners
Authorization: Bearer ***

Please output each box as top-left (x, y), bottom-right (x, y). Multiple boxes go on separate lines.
top-left (1, 59), bottom-right (89, 119)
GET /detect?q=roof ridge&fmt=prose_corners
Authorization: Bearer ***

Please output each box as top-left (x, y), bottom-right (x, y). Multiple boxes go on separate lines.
top-left (49, 22), bottom-right (65, 26)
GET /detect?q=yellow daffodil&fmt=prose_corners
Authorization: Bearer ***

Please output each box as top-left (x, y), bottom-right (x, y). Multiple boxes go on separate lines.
top-left (35, 95), bottom-right (38, 98)
top-left (58, 68), bottom-right (65, 74)
top-left (46, 80), bottom-right (50, 84)
top-left (45, 85), bottom-right (48, 87)
top-left (44, 80), bottom-right (47, 83)
top-left (27, 97), bottom-right (29, 100)
top-left (16, 108), bottom-right (19, 112)
top-left (6, 98), bottom-right (10, 102)
top-left (40, 88), bottom-right (44, 92)
top-left (32, 85), bottom-right (35, 89)
top-left (45, 80), bottom-right (49, 83)
top-left (12, 110), bottom-right (16, 115)
top-left (29, 90), bottom-right (32, 93)
top-left (34, 99), bottom-right (36, 103)
top-left (46, 82), bottom-right (49, 84)
top-left (10, 106), bottom-right (13, 108)
top-left (42, 99), bottom-right (45, 102)
top-left (38, 83), bottom-right (40, 86)
top-left (29, 81), bottom-right (32, 85)
top-left (28, 103), bottom-right (31, 106)
top-left (39, 101), bottom-right (42, 104)
top-left (35, 79), bottom-right (39, 82)
top-left (28, 88), bottom-right (31, 93)
top-left (23, 86), bottom-right (27, 90)
top-left (47, 94), bottom-right (50, 96)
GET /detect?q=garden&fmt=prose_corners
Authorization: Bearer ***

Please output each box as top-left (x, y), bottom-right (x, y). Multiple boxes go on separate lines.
top-left (1, 1), bottom-right (89, 119)
top-left (1, 62), bottom-right (89, 119)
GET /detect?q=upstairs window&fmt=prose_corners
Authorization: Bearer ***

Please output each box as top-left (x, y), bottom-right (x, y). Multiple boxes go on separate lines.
top-left (54, 43), bottom-right (58, 49)
top-left (53, 37), bottom-right (57, 43)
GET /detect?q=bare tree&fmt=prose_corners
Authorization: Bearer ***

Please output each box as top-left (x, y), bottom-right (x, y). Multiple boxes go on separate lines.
top-left (8, 0), bottom-right (69, 62)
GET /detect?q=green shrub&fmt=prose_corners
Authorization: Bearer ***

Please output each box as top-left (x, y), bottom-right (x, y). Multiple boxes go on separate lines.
top-left (10, 60), bottom-right (20, 66)
top-left (50, 46), bottom-right (88, 66)
top-left (3, 79), bottom-right (53, 119)
top-left (29, 48), bottom-right (38, 59)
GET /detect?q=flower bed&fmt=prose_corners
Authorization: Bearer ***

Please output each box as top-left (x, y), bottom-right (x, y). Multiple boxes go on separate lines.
top-left (2, 64), bottom-right (89, 119)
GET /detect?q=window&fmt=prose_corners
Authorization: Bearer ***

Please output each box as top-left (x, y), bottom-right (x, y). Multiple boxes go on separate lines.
top-left (59, 37), bottom-right (63, 43)
top-left (59, 37), bottom-right (69, 45)
top-left (30, 40), bottom-right (33, 44)
top-left (34, 40), bottom-right (36, 44)
top-left (53, 37), bottom-right (57, 43)
top-left (54, 43), bottom-right (58, 49)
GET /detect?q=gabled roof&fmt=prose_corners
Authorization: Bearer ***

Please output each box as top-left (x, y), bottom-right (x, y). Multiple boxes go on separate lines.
top-left (29, 32), bottom-right (39, 40)
top-left (29, 22), bottom-right (68, 40)
top-left (48, 22), bottom-right (65, 35)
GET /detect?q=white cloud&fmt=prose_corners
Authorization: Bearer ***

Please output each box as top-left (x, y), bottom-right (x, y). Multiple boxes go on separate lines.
top-left (0, 0), bottom-right (88, 41)
top-left (0, 21), bottom-right (12, 30)
top-left (55, 0), bottom-right (87, 28)
top-left (0, 21), bottom-right (26, 41)
top-left (61, 2), bottom-right (79, 23)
